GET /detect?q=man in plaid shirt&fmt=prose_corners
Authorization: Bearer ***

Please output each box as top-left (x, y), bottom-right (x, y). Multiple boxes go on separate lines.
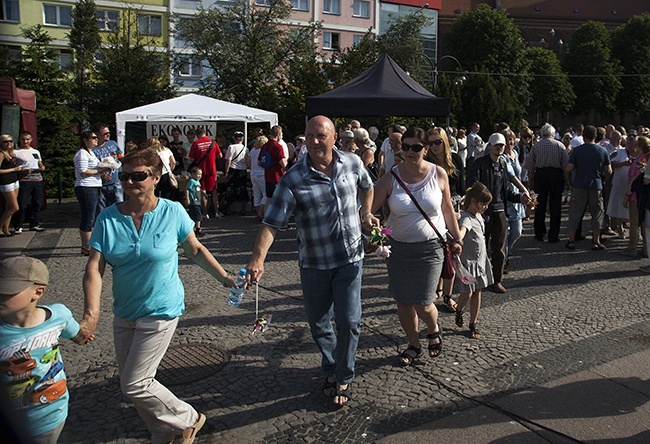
top-left (524, 123), bottom-right (570, 243)
top-left (247, 115), bottom-right (379, 407)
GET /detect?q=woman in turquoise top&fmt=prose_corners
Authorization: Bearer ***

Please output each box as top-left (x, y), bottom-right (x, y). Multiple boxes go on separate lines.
top-left (76, 148), bottom-right (235, 444)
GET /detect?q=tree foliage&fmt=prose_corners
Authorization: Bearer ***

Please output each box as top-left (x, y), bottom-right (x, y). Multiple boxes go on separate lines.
top-left (87, 9), bottom-right (175, 126)
top-left (173, 0), bottom-right (320, 112)
top-left (526, 47), bottom-right (575, 115)
top-left (611, 13), bottom-right (650, 117)
top-left (562, 21), bottom-right (621, 116)
top-left (326, 30), bottom-right (378, 86)
top-left (376, 12), bottom-right (432, 85)
top-left (68, 0), bottom-right (101, 120)
top-left (447, 4), bottom-right (531, 130)
top-left (10, 26), bottom-right (81, 197)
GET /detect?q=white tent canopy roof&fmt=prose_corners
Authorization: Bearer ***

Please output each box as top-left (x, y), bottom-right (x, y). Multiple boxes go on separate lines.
top-left (115, 93), bottom-right (278, 146)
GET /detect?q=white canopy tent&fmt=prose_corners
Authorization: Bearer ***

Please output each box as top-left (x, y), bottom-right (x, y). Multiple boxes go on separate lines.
top-left (115, 94), bottom-right (278, 147)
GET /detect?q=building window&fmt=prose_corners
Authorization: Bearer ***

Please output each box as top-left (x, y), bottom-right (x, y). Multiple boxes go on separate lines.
top-left (43, 4), bottom-right (72, 27)
top-left (58, 50), bottom-right (73, 71)
top-left (323, 32), bottom-right (339, 50)
top-left (352, 34), bottom-right (363, 46)
top-left (353, 0), bottom-right (370, 18)
top-left (291, 0), bottom-right (308, 11)
top-left (323, 0), bottom-right (340, 15)
top-left (178, 55), bottom-right (201, 78)
top-left (97, 9), bottom-right (119, 31)
top-left (255, 0), bottom-right (272, 5)
top-left (138, 14), bottom-right (162, 36)
top-left (1, 0), bottom-right (19, 22)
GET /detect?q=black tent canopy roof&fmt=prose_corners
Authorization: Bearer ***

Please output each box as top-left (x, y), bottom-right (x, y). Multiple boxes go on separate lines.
top-left (305, 54), bottom-right (450, 118)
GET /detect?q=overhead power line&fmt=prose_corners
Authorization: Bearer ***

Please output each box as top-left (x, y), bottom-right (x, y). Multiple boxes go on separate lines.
top-left (435, 70), bottom-right (650, 78)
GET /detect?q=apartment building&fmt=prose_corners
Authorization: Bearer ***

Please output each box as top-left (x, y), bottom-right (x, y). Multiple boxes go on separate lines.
top-left (0, 0), bottom-right (439, 93)
top-left (0, 0), bottom-right (170, 72)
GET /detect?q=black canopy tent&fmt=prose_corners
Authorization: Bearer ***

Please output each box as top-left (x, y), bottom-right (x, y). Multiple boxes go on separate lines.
top-left (305, 54), bottom-right (450, 118)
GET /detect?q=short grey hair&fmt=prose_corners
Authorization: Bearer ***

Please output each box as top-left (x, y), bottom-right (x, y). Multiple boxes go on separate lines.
top-left (368, 126), bottom-right (379, 139)
top-left (540, 123), bottom-right (555, 138)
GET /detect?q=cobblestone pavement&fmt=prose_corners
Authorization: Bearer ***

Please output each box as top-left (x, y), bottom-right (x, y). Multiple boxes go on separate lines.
top-left (10, 200), bottom-right (650, 443)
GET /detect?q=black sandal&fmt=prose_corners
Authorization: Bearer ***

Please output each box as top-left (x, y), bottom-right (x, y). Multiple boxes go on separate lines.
top-left (399, 344), bottom-right (423, 366)
top-left (443, 294), bottom-right (457, 312)
top-left (455, 310), bottom-right (464, 328)
top-left (426, 325), bottom-right (443, 358)
top-left (333, 382), bottom-right (352, 406)
top-left (469, 323), bottom-right (481, 339)
top-left (322, 377), bottom-right (337, 397)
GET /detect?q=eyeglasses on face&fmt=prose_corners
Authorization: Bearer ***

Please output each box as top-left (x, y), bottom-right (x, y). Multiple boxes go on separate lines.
top-left (103, 132), bottom-right (110, 136)
top-left (118, 171), bottom-right (151, 182)
top-left (428, 139), bottom-right (444, 146)
top-left (90, 136), bottom-right (98, 140)
top-left (401, 143), bottom-right (425, 152)
top-left (2, 140), bottom-right (13, 144)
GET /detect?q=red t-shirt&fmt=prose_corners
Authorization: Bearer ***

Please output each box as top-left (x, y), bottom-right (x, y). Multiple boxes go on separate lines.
top-left (261, 139), bottom-right (285, 183)
top-left (189, 136), bottom-right (221, 176)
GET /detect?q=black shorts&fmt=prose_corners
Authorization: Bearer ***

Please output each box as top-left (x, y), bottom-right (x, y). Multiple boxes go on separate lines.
top-left (188, 205), bottom-right (202, 222)
top-left (265, 182), bottom-right (278, 199)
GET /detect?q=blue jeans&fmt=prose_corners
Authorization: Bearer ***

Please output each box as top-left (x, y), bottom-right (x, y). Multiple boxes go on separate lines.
top-left (300, 260), bottom-right (363, 385)
top-left (75, 186), bottom-right (101, 232)
top-left (97, 182), bottom-right (124, 214)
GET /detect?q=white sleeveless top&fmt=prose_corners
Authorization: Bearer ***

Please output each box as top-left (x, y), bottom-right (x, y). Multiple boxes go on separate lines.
top-left (387, 164), bottom-right (447, 243)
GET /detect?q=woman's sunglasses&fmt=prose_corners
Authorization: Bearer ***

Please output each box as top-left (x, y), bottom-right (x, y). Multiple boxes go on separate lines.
top-left (401, 143), bottom-right (426, 152)
top-left (118, 171), bottom-right (151, 182)
top-left (428, 139), bottom-right (444, 146)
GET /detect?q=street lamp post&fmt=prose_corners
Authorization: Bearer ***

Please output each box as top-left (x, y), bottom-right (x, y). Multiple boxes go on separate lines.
top-left (433, 55), bottom-right (465, 93)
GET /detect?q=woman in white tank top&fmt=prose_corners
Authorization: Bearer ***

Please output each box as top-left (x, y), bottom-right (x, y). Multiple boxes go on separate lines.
top-left (371, 127), bottom-right (463, 367)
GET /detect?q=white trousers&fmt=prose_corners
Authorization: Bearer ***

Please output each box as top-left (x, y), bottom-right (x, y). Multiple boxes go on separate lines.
top-left (113, 316), bottom-right (197, 444)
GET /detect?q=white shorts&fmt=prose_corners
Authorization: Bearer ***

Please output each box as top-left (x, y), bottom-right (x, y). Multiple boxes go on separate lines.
top-left (0, 181), bottom-right (19, 192)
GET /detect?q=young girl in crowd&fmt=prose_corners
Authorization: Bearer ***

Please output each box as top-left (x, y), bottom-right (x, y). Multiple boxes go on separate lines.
top-left (455, 182), bottom-right (493, 339)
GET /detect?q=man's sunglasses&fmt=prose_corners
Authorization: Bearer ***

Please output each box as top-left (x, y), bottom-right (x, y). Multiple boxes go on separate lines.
top-left (401, 143), bottom-right (426, 152)
top-left (118, 171), bottom-right (151, 182)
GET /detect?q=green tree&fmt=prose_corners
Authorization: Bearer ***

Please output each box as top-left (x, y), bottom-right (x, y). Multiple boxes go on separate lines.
top-left (173, 0), bottom-right (320, 112)
top-left (376, 12), bottom-right (432, 86)
top-left (458, 71), bottom-right (521, 132)
top-left (526, 47), bottom-right (575, 116)
top-left (68, 0), bottom-right (101, 121)
top-left (12, 26), bottom-right (81, 197)
top-left (326, 30), bottom-right (378, 87)
top-left (447, 4), bottom-right (531, 131)
top-left (611, 13), bottom-right (650, 119)
top-left (87, 8), bottom-right (175, 126)
top-left (562, 21), bottom-right (621, 117)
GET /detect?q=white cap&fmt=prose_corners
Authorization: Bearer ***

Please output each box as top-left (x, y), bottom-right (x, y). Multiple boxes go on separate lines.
top-left (488, 133), bottom-right (506, 146)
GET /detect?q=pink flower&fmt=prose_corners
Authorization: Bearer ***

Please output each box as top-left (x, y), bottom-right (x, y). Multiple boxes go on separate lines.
top-left (376, 245), bottom-right (391, 258)
top-left (381, 228), bottom-right (392, 236)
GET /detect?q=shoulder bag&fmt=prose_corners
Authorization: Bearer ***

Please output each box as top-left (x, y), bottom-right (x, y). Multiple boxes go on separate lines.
top-left (390, 168), bottom-right (456, 279)
top-left (187, 142), bottom-right (214, 173)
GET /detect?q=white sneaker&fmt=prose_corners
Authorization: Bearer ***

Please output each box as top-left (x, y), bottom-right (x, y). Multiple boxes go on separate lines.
top-left (14, 228), bottom-right (23, 234)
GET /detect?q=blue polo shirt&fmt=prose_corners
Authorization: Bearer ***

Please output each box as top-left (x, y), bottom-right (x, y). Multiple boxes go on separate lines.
top-left (89, 199), bottom-right (194, 321)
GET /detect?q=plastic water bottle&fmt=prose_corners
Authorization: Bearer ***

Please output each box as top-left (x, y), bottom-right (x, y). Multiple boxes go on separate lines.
top-left (227, 268), bottom-right (247, 307)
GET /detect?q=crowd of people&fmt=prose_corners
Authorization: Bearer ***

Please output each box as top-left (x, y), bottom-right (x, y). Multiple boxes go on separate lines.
top-left (2, 115), bottom-right (650, 444)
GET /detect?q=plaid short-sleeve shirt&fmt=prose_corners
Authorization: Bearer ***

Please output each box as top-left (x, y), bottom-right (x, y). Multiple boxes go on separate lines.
top-left (263, 149), bottom-right (374, 270)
